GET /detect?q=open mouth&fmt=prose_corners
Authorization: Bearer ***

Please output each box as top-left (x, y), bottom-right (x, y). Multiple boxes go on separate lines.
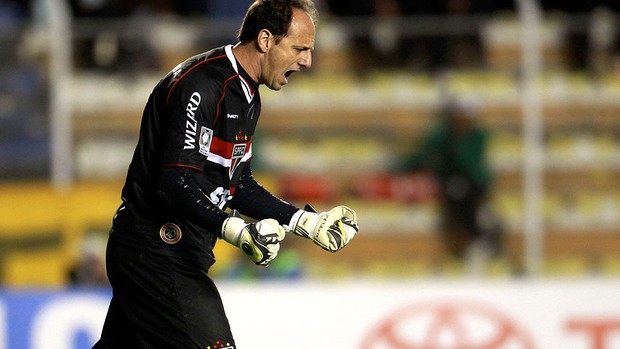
top-left (284, 70), bottom-right (295, 83)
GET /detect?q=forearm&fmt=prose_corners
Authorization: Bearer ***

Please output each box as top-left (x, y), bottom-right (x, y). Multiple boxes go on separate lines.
top-left (157, 166), bottom-right (229, 237)
top-left (228, 166), bottom-right (299, 226)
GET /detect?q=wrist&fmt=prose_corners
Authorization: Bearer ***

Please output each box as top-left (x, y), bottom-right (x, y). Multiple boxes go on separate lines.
top-left (287, 209), bottom-right (305, 231)
top-left (290, 210), bottom-right (319, 239)
top-left (221, 216), bottom-right (246, 246)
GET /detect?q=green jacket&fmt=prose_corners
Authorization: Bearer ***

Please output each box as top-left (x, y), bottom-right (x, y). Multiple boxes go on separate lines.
top-left (401, 120), bottom-right (492, 191)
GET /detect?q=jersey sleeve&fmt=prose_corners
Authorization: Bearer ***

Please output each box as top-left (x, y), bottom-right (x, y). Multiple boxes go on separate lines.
top-left (228, 163), bottom-right (299, 225)
top-left (160, 71), bottom-right (222, 171)
top-left (157, 166), bottom-right (229, 237)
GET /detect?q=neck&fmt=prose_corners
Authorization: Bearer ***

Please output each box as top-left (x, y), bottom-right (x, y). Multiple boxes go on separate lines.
top-left (232, 42), bottom-right (261, 84)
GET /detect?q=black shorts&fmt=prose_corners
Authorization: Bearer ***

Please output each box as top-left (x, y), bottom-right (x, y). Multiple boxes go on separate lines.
top-left (93, 236), bottom-right (236, 349)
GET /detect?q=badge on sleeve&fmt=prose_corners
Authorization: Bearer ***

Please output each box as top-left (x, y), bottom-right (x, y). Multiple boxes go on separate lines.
top-left (199, 126), bottom-right (214, 156)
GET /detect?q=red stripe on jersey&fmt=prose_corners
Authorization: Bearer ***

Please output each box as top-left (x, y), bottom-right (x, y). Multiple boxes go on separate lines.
top-left (161, 163), bottom-right (203, 172)
top-left (209, 136), bottom-right (253, 159)
top-left (165, 54), bottom-right (227, 106)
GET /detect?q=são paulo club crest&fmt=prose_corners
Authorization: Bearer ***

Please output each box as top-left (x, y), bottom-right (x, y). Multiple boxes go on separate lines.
top-left (229, 143), bottom-right (246, 179)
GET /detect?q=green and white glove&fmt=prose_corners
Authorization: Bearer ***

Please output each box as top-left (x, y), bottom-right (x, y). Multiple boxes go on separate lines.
top-left (288, 205), bottom-right (359, 252)
top-left (221, 210), bottom-right (286, 266)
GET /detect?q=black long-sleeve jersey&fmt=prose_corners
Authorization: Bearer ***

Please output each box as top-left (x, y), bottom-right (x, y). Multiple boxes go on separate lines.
top-left (112, 45), bottom-right (298, 269)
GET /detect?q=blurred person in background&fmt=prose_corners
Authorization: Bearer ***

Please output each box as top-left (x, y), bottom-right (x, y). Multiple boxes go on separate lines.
top-left (0, 0), bottom-right (50, 178)
top-left (68, 232), bottom-right (109, 286)
top-left (399, 98), bottom-right (503, 274)
top-left (69, 0), bottom-right (196, 73)
top-left (539, 1), bottom-right (620, 74)
top-left (93, 1), bottom-right (358, 348)
top-left (321, 0), bottom-right (376, 74)
top-left (322, 0), bottom-right (514, 73)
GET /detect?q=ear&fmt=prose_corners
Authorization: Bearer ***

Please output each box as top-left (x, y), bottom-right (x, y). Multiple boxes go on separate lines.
top-left (257, 29), bottom-right (272, 53)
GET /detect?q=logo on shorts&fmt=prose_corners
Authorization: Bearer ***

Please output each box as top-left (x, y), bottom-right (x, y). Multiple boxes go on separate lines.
top-left (159, 223), bottom-right (182, 244)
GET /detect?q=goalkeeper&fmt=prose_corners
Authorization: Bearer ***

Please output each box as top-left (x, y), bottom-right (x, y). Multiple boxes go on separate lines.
top-left (93, 1), bottom-right (358, 349)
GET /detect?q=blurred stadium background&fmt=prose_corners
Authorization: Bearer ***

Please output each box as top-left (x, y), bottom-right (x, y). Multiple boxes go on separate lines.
top-left (1, 0), bottom-right (620, 348)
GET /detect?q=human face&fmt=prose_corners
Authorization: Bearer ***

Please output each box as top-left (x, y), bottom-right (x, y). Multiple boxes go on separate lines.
top-left (262, 8), bottom-right (315, 90)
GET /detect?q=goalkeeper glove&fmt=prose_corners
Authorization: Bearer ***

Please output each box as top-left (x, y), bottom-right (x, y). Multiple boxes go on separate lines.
top-left (221, 210), bottom-right (286, 266)
top-left (288, 205), bottom-right (359, 252)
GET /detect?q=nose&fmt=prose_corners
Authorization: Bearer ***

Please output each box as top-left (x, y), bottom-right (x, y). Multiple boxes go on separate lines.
top-left (300, 50), bottom-right (312, 68)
